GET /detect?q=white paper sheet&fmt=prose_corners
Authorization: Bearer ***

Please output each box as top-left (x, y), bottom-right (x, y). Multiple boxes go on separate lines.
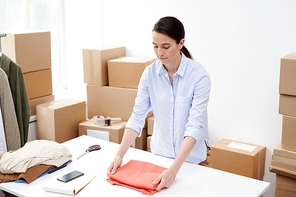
top-left (43, 173), bottom-right (96, 196)
top-left (87, 129), bottom-right (109, 141)
top-left (227, 142), bottom-right (257, 152)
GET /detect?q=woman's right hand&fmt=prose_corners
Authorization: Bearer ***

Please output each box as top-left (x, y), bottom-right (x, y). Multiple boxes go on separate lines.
top-left (107, 128), bottom-right (139, 175)
top-left (107, 155), bottom-right (123, 175)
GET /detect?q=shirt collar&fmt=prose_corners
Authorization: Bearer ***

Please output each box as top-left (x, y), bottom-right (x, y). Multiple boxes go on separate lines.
top-left (156, 52), bottom-right (187, 77)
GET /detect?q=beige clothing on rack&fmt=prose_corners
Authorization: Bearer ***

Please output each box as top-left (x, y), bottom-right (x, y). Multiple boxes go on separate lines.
top-left (0, 68), bottom-right (21, 151)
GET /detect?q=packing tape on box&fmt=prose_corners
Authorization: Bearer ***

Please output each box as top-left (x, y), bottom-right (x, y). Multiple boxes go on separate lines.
top-left (257, 149), bottom-right (261, 180)
top-left (93, 115), bottom-right (104, 124)
top-left (227, 142), bottom-right (257, 152)
top-left (93, 116), bottom-right (121, 126)
top-left (219, 140), bottom-right (258, 152)
top-left (218, 140), bottom-right (230, 145)
top-left (89, 50), bottom-right (94, 83)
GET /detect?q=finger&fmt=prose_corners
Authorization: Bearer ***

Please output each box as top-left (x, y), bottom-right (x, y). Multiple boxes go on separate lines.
top-left (108, 161), bottom-right (118, 174)
top-left (107, 164), bottom-right (114, 174)
top-left (111, 165), bottom-right (117, 174)
top-left (155, 181), bottom-right (164, 191)
top-left (152, 178), bottom-right (160, 185)
top-left (152, 175), bottom-right (161, 185)
top-left (111, 161), bottom-right (121, 174)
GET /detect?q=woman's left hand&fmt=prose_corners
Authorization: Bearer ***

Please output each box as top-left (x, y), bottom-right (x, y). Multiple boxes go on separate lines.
top-left (152, 169), bottom-right (176, 191)
top-left (152, 136), bottom-right (196, 191)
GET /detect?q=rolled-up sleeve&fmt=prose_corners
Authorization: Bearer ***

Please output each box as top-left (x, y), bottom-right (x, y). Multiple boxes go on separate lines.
top-left (126, 68), bottom-right (152, 136)
top-left (184, 71), bottom-right (211, 143)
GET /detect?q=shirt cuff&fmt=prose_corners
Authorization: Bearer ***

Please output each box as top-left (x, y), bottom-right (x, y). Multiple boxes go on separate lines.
top-left (184, 126), bottom-right (204, 143)
top-left (126, 120), bottom-right (142, 137)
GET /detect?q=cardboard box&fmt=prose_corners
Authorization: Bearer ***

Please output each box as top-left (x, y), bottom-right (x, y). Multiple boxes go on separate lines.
top-left (86, 85), bottom-right (136, 121)
top-left (108, 57), bottom-right (156, 89)
top-left (270, 144), bottom-right (296, 179)
top-left (36, 98), bottom-right (86, 143)
top-left (87, 85), bottom-right (136, 121)
top-left (279, 94), bottom-right (296, 117)
top-left (79, 119), bottom-right (126, 144)
top-left (83, 45), bottom-right (126, 86)
top-left (87, 85), bottom-right (153, 126)
top-left (135, 128), bottom-right (147, 151)
top-left (145, 111), bottom-right (153, 128)
top-left (274, 144), bottom-right (296, 160)
top-left (79, 119), bottom-right (147, 150)
top-left (270, 164), bottom-right (296, 180)
top-left (282, 115), bottom-right (296, 151)
top-left (148, 116), bottom-right (155, 135)
top-left (1, 31), bottom-right (51, 73)
top-left (24, 69), bottom-right (52, 100)
top-left (275, 174), bottom-right (296, 197)
top-left (29, 94), bottom-right (54, 116)
top-left (279, 54), bottom-right (296, 96)
top-left (147, 135), bottom-right (152, 152)
top-left (270, 144), bottom-right (296, 178)
top-left (211, 138), bottom-right (266, 180)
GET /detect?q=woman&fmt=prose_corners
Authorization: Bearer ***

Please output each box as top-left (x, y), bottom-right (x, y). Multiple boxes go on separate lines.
top-left (107, 16), bottom-right (211, 191)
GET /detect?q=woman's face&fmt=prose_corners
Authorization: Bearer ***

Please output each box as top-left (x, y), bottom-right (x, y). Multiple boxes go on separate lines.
top-left (152, 31), bottom-right (184, 67)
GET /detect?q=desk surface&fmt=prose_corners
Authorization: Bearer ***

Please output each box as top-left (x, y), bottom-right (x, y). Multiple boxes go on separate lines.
top-left (0, 135), bottom-right (270, 197)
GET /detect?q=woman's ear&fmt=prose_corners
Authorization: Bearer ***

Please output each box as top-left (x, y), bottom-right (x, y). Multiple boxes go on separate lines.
top-left (179, 38), bottom-right (185, 49)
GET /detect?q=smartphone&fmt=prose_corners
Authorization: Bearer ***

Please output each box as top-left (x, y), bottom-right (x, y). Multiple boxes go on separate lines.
top-left (57, 170), bottom-right (84, 183)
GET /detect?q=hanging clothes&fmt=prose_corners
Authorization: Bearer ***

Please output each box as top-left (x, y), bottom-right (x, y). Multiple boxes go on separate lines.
top-left (0, 68), bottom-right (21, 151)
top-left (0, 53), bottom-right (30, 147)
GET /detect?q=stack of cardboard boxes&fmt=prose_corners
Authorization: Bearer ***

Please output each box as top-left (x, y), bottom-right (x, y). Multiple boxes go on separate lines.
top-left (79, 45), bottom-right (154, 150)
top-left (1, 31), bottom-right (55, 142)
top-left (2, 31), bottom-right (87, 144)
top-left (270, 53), bottom-right (296, 196)
top-left (1, 31), bottom-right (54, 116)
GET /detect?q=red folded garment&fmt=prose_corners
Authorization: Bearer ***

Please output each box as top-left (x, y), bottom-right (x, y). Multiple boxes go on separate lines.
top-left (106, 160), bottom-right (168, 195)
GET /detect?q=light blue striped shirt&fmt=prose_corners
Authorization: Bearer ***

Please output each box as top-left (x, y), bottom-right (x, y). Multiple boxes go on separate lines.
top-left (126, 53), bottom-right (211, 164)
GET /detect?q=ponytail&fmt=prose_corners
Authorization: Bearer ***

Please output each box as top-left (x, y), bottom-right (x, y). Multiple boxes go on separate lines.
top-left (181, 46), bottom-right (193, 60)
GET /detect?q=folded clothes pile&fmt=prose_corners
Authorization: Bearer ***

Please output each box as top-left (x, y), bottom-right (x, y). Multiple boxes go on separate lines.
top-left (0, 140), bottom-right (72, 183)
top-left (107, 160), bottom-right (169, 196)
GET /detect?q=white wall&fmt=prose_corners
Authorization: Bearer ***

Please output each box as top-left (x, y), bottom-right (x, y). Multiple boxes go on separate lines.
top-left (62, 1), bottom-right (296, 196)
top-left (60, 0), bottom-right (103, 98)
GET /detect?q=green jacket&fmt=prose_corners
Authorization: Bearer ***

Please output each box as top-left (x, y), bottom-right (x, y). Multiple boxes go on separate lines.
top-left (0, 53), bottom-right (30, 147)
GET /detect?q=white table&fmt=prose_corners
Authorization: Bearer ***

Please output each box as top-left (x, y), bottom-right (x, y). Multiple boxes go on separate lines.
top-left (0, 135), bottom-right (270, 197)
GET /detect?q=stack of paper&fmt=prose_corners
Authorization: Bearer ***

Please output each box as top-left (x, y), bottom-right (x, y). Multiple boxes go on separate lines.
top-left (43, 172), bottom-right (96, 196)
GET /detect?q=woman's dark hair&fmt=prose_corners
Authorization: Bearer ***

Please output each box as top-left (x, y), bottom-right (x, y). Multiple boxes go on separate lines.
top-left (152, 16), bottom-right (193, 59)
